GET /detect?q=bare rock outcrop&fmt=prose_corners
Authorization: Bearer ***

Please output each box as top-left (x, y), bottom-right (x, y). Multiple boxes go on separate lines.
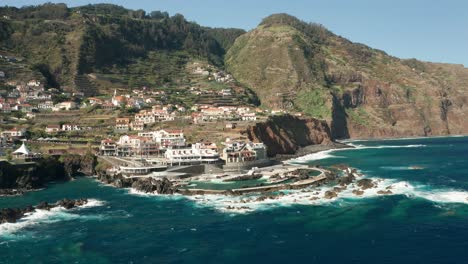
top-left (245, 115), bottom-right (334, 157)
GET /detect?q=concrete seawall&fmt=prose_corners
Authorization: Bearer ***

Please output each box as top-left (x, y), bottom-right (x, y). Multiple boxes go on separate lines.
top-left (177, 173), bottom-right (328, 196)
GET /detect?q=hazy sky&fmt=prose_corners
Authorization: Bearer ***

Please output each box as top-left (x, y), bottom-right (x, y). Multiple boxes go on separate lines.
top-left (3, 0), bottom-right (467, 66)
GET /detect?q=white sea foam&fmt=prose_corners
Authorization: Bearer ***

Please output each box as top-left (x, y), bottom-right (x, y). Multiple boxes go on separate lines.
top-left (340, 134), bottom-right (467, 143)
top-left (126, 188), bottom-right (184, 200)
top-left (0, 199), bottom-right (105, 237)
top-left (79, 198), bottom-right (106, 208)
top-left (289, 143), bottom-right (426, 164)
top-left (289, 148), bottom-right (343, 163)
top-left (182, 176), bottom-right (468, 214)
top-left (347, 143), bottom-right (426, 149)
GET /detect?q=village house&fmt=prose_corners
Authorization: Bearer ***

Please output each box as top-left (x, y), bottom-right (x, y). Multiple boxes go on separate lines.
top-left (53, 101), bottom-right (77, 111)
top-left (138, 129), bottom-right (186, 150)
top-left (222, 139), bottom-right (268, 164)
top-left (191, 112), bottom-right (203, 124)
top-left (1, 127), bottom-right (26, 142)
top-left (115, 118), bottom-right (131, 131)
top-left (152, 109), bottom-right (175, 122)
top-left (193, 66), bottom-right (210, 76)
top-left (26, 112), bottom-right (36, 119)
top-left (88, 97), bottom-right (103, 105)
top-left (219, 88), bottom-right (232, 96)
top-left (99, 138), bottom-right (117, 156)
top-left (101, 102), bottom-right (117, 110)
top-left (38, 100), bottom-right (54, 110)
top-left (131, 121), bottom-right (145, 131)
top-left (116, 135), bottom-right (159, 157)
top-left (19, 103), bottom-right (34, 113)
top-left (45, 125), bottom-right (61, 133)
top-left (165, 142), bottom-right (220, 166)
top-left (241, 113), bottom-right (257, 121)
top-left (200, 107), bottom-right (226, 121)
top-left (135, 110), bottom-right (156, 124)
top-left (7, 89), bottom-right (19, 98)
top-left (27, 80), bottom-right (41, 87)
top-left (61, 124), bottom-right (80, 131)
top-left (225, 122), bottom-right (237, 129)
top-left (0, 102), bottom-right (11, 113)
top-left (236, 107), bottom-right (252, 114)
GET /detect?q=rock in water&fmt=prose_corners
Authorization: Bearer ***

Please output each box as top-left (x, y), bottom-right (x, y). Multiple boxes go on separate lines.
top-left (324, 191), bottom-right (338, 199)
top-left (56, 198), bottom-right (88, 209)
top-left (0, 199), bottom-right (88, 223)
top-left (36, 201), bottom-right (52, 210)
top-left (131, 177), bottom-right (174, 194)
top-left (356, 179), bottom-right (375, 190)
top-left (377, 190), bottom-right (393, 195)
top-left (352, 190), bottom-right (364, 196)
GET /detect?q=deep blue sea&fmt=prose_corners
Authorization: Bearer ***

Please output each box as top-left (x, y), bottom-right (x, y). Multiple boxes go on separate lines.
top-left (1, 136), bottom-right (467, 263)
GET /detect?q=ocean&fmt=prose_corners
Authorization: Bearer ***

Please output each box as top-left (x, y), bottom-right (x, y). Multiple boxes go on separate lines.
top-left (1, 136), bottom-right (467, 263)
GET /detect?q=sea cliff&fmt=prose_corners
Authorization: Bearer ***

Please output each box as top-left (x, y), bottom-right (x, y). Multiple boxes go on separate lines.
top-left (244, 115), bottom-right (335, 157)
top-left (0, 154), bottom-right (97, 196)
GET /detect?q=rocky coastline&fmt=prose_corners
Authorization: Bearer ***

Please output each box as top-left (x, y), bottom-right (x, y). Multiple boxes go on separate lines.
top-left (0, 199), bottom-right (89, 224)
top-left (0, 154), bottom-right (97, 197)
top-left (244, 115), bottom-right (335, 157)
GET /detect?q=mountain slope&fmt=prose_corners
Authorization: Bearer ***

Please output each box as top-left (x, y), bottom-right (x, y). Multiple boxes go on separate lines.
top-left (0, 4), bottom-right (244, 92)
top-left (225, 14), bottom-right (468, 138)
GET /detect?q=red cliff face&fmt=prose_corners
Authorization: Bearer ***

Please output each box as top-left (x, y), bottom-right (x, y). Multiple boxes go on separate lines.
top-left (244, 115), bottom-right (333, 157)
top-left (330, 77), bottom-right (468, 139)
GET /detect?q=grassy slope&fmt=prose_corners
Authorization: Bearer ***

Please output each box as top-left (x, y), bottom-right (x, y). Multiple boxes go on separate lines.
top-left (225, 14), bottom-right (468, 137)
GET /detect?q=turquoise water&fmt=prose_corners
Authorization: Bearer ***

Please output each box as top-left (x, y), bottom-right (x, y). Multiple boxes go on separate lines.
top-left (187, 179), bottom-right (269, 190)
top-left (1, 136), bottom-right (468, 263)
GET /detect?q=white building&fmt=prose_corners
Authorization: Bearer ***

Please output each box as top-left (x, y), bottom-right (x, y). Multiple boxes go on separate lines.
top-left (27, 80), bottom-right (41, 87)
top-left (38, 101), bottom-right (54, 110)
top-left (115, 118), bottom-right (131, 131)
top-left (116, 135), bottom-right (159, 157)
top-left (100, 138), bottom-right (117, 156)
top-left (241, 113), bottom-right (257, 121)
top-left (61, 124), bottom-right (80, 131)
top-left (135, 111), bottom-right (156, 124)
top-left (1, 128), bottom-right (26, 141)
top-left (53, 101), bottom-right (77, 111)
top-left (165, 142), bottom-right (220, 166)
top-left (152, 109), bottom-right (175, 122)
top-left (131, 121), bottom-right (145, 131)
top-left (222, 139), bottom-right (267, 163)
top-left (45, 125), bottom-right (61, 133)
top-left (138, 129), bottom-right (186, 149)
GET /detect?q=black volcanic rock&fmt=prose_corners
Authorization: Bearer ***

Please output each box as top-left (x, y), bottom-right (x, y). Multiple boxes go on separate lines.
top-left (131, 177), bottom-right (175, 194)
top-left (0, 199), bottom-right (88, 223)
top-left (356, 179), bottom-right (375, 190)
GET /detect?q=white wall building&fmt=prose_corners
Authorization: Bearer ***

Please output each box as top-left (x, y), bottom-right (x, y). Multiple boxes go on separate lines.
top-left (138, 129), bottom-right (186, 149)
top-left (165, 142), bottom-right (220, 166)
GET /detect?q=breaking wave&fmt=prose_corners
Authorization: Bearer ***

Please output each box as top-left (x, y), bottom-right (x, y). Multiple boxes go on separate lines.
top-left (290, 143), bottom-right (426, 163)
top-left (182, 178), bottom-right (468, 214)
top-left (347, 143), bottom-right (426, 149)
top-left (0, 199), bottom-right (105, 238)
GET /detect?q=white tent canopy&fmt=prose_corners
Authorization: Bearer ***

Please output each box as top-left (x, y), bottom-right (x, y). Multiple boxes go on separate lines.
top-left (13, 142), bottom-right (31, 155)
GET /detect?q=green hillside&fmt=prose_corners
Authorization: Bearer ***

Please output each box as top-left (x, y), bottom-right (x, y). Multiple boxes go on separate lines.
top-left (225, 14), bottom-right (468, 138)
top-left (0, 3), bottom-right (245, 93)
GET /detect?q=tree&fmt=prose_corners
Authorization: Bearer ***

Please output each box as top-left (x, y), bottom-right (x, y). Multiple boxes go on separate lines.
top-left (6, 149), bottom-right (12, 161)
top-left (150, 11), bottom-right (169, 20)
